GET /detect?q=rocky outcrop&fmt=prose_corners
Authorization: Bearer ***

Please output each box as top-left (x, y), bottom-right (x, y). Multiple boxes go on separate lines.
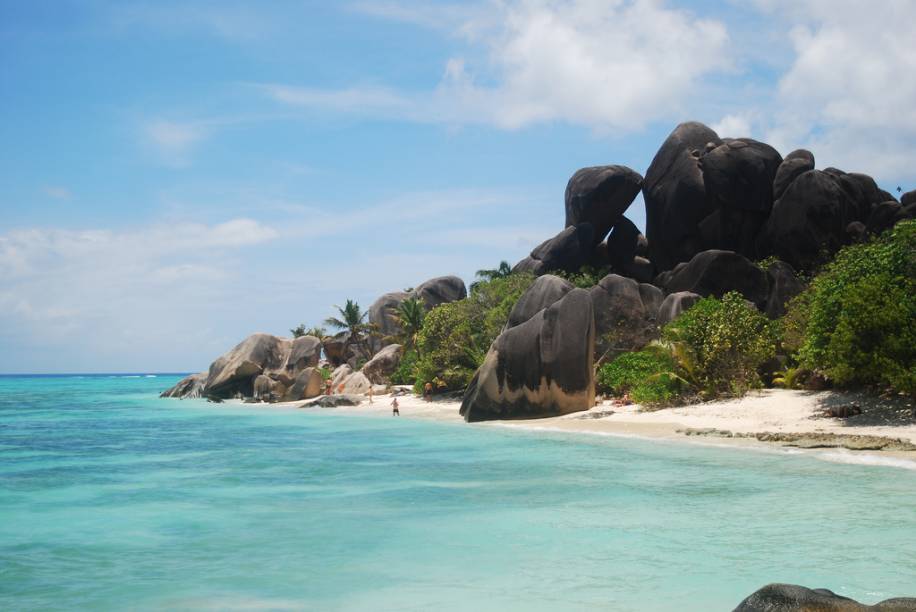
top-left (660, 249), bottom-right (768, 308)
top-left (902, 189), bottom-right (916, 207)
top-left (764, 261), bottom-right (805, 319)
top-left (514, 223), bottom-right (595, 275)
top-left (460, 289), bottom-right (595, 422)
top-left (361, 344), bottom-right (402, 384)
top-left (657, 291), bottom-right (701, 326)
top-left (605, 216), bottom-right (641, 267)
top-left (773, 149), bottom-right (815, 201)
top-left (253, 374), bottom-right (287, 401)
top-left (160, 371), bottom-right (207, 399)
top-left (413, 275), bottom-right (467, 309)
top-left (506, 275), bottom-right (574, 329)
top-left (867, 201), bottom-right (908, 236)
top-left (368, 276), bottom-right (467, 353)
top-left (564, 165), bottom-right (642, 246)
top-left (643, 121), bottom-right (722, 271)
top-left (281, 336), bottom-right (321, 382)
top-left (732, 583), bottom-right (916, 611)
top-left (281, 367), bottom-right (323, 401)
top-left (301, 395), bottom-right (363, 408)
top-left (204, 333), bottom-right (292, 399)
top-left (589, 274), bottom-right (662, 354)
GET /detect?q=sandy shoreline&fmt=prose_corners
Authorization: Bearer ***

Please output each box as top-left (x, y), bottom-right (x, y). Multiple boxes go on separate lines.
top-left (252, 388), bottom-right (916, 467)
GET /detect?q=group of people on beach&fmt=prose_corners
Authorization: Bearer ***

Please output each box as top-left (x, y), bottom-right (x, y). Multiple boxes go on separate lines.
top-left (320, 375), bottom-right (437, 416)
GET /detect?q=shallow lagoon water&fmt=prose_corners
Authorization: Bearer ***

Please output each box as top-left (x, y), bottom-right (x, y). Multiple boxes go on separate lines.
top-left (2, 375), bottom-right (915, 611)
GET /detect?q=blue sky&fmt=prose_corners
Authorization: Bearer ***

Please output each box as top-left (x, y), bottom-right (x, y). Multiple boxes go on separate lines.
top-left (1, 0), bottom-right (915, 373)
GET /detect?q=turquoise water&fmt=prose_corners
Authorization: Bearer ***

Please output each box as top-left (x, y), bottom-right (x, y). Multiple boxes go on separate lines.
top-left (2, 375), bottom-right (915, 611)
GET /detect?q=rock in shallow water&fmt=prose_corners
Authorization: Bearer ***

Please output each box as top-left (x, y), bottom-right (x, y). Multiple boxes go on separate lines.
top-left (732, 583), bottom-right (916, 611)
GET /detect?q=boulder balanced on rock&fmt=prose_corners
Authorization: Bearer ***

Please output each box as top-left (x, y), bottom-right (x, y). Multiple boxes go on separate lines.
top-left (564, 165), bottom-right (643, 247)
top-left (460, 288), bottom-right (595, 422)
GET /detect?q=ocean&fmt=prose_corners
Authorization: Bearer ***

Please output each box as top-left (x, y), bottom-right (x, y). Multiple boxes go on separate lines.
top-left (1, 374), bottom-right (915, 611)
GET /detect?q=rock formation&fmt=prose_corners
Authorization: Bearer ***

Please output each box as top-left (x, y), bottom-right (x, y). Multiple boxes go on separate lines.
top-left (658, 249), bottom-right (768, 308)
top-left (361, 344), bottom-right (402, 384)
top-left (657, 291), bottom-right (701, 326)
top-left (513, 223), bottom-right (595, 275)
top-left (506, 275), bottom-right (574, 329)
top-left (732, 583), bottom-right (916, 612)
top-left (460, 288), bottom-right (595, 422)
top-left (564, 165), bottom-right (642, 246)
top-left (589, 274), bottom-right (662, 355)
top-left (368, 275), bottom-right (467, 353)
top-left (159, 371), bottom-right (207, 399)
top-left (281, 367), bottom-right (323, 401)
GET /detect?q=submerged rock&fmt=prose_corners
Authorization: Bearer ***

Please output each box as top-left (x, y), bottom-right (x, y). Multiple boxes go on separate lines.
top-left (460, 288), bottom-right (595, 422)
top-left (160, 371), bottom-right (207, 399)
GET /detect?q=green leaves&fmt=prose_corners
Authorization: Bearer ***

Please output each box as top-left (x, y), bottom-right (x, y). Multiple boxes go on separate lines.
top-left (791, 220), bottom-right (916, 395)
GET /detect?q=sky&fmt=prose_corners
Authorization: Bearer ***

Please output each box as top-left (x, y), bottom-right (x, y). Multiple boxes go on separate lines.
top-left (1, 0), bottom-right (915, 373)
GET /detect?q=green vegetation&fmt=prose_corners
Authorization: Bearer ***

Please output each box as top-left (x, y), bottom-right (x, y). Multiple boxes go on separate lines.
top-left (324, 299), bottom-right (371, 356)
top-left (390, 349), bottom-right (418, 385)
top-left (290, 324), bottom-right (328, 339)
top-left (788, 220), bottom-right (916, 396)
top-left (662, 292), bottom-right (777, 398)
top-left (553, 265), bottom-right (609, 289)
top-left (470, 260), bottom-right (513, 292)
top-left (389, 296), bottom-right (425, 356)
top-left (596, 347), bottom-right (681, 405)
top-left (414, 272), bottom-right (535, 391)
top-left (317, 366), bottom-right (332, 381)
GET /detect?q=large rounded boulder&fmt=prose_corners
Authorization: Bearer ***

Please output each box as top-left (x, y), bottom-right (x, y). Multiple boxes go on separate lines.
top-left (413, 275), bottom-right (467, 309)
top-left (205, 333), bottom-right (291, 399)
top-left (506, 274), bottom-right (574, 329)
top-left (772, 149), bottom-right (815, 201)
top-left (361, 344), bottom-right (402, 384)
top-left (657, 291), bottom-right (701, 326)
top-left (589, 274), bottom-right (663, 354)
top-left (758, 169), bottom-right (860, 271)
top-left (281, 367), bottom-right (323, 401)
top-left (368, 291), bottom-right (410, 353)
top-left (513, 223), bottom-right (595, 275)
top-left (643, 121), bottom-right (722, 271)
top-left (763, 261), bottom-right (805, 319)
top-left (460, 288), bottom-right (595, 422)
top-left (564, 165), bottom-right (643, 246)
top-left (661, 249), bottom-right (768, 308)
top-left (160, 371), bottom-right (207, 399)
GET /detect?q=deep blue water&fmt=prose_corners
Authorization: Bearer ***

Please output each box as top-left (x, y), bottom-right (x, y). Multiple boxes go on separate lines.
top-left (1, 375), bottom-right (915, 611)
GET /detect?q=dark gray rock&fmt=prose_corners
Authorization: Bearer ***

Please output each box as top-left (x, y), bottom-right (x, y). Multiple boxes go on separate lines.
top-left (657, 291), bottom-right (701, 326)
top-left (662, 249), bottom-right (768, 308)
top-left (564, 165), bottom-right (643, 245)
top-left (322, 331), bottom-right (352, 367)
top-left (616, 256), bottom-right (654, 283)
top-left (506, 275), bottom-right (574, 329)
top-left (758, 170), bottom-right (861, 271)
top-left (413, 275), bottom-right (467, 309)
top-left (361, 344), bottom-right (402, 384)
top-left (514, 223), bottom-right (595, 275)
top-left (764, 261), bottom-right (805, 319)
top-left (460, 289), bottom-right (595, 422)
top-left (635, 233), bottom-right (649, 257)
top-left (160, 371), bottom-right (207, 399)
top-left (643, 121), bottom-right (722, 271)
top-left (702, 138), bottom-right (782, 213)
top-left (732, 583), bottom-right (916, 611)
top-left (605, 216), bottom-right (641, 266)
top-left (589, 274), bottom-right (662, 354)
top-left (867, 201), bottom-right (906, 236)
top-left (300, 394), bottom-right (363, 408)
top-left (902, 189), bottom-right (916, 207)
top-left (846, 220), bottom-right (867, 243)
top-left (773, 149), bottom-right (815, 201)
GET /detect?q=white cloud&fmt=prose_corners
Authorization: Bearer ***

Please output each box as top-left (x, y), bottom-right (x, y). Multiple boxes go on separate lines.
top-left (720, 0), bottom-right (916, 180)
top-left (42, 185), bottom-right (72, 200)
top-left (144, 119), bottom-right (208, 164)
top-left (270, 0), bottom-right (731, 132)
top-left (712, 113), bottom-right (755, 139)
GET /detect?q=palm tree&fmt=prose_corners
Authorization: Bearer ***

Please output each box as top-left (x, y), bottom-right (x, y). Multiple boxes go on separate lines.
top-left (471, 260), bottom-right (513, 292)
top-left (324, 299), bottom-right (370, 354)
top-left (390, 296), bottom-right (425, 357)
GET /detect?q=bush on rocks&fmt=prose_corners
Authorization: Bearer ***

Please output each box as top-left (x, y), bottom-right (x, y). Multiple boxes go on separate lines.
top-left (414, 273), bottom-right (535, 391)
top-left (662, 292), bottom-right (777, 398)
top-left (790, 220), bottom-right (916, 395)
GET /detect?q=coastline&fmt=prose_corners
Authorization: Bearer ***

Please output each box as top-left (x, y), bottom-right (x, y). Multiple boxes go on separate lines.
top-left (249, 387), bottom-right (916, 468)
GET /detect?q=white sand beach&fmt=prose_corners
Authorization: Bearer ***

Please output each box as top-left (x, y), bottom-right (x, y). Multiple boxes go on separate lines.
top-left (267, 388), bottom-right (916, 460)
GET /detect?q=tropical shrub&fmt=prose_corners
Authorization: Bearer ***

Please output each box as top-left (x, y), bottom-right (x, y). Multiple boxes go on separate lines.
top-left (790, 220), bottom-right (916, 395)
top-left (554, 265), bottom-right (609, 289)
top-left (597, 348), bottom-right (682, 405)
top-left (390, 349), bottom-right (418, 385)
top-left (662, 291), bottom-right (777, 398)
top-left (414, 273), bottom-right (535, 391)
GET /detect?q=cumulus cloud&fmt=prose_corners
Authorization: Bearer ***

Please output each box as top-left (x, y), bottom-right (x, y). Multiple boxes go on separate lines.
top-left (269, 0), bottom-right (731, 132)
top-left (143, 119), bottom-right (208, 165)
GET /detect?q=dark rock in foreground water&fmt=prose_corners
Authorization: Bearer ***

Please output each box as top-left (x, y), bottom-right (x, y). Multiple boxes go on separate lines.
top-left (733, 583), bottom-right (916, 611)
top-left (461, 288), bottom-right (595, 422)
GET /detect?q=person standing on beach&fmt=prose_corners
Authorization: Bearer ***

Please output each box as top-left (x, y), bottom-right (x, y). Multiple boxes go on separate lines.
top-left (368, 386), bottom-right (373, 404)
top-left (424, 382), bottom-right (433, 402)
top-left (391, 397), bottom-right (399, 416)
